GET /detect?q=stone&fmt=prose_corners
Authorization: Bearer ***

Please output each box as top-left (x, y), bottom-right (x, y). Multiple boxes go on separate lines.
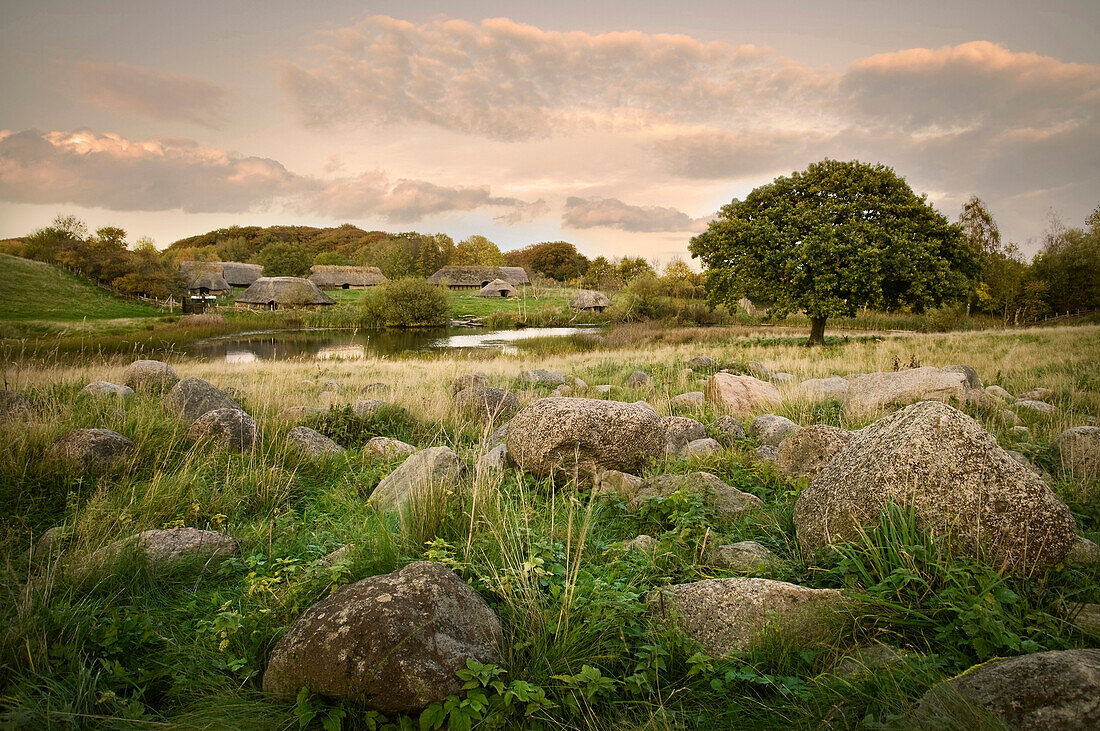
top-left (625, 370), bottom-right (651, 387)
top-left (351, 400), bottom-right (388, 418)
top-left (593, 469), bottom-right (644, 502)
top-left (364, 436), bottom-right (417, 459)
top-left (712, 415), bottom-right (747, 443)
top-left (320, 544), bottom-right (353, 567)
top-left (648, 578), bottom-right (847, 656)
top-left (368, 447), bottom-right (463, 512)
top-left (754, 445), bottom-right (779, 463)
top-left (453, 387), bottom-right (520, 419)
top-left (624, 535), bottom-right (658, 553)
top-left (705, 374), bottom-right (782, 417)
top-left (683, 438), bottom-right (723, 458)
top-left (82, 527), bottom-right (239, 574)
top-left (287, 426), bottom-right (344, 458)
top-left (914, 649), bottom-right (1100, 731)
top-left (0, 389), bottom-right (33, 422)
top-left (506, 398), bottom-right (665, 477)
top-left (1007, 450), bottom-right (1053, 483)
top-left (572, 377), bottom-right (588, 389)
top-left (1069, 604), bottom-right (1100, 637)
top-left (637, 472), bottom-right (762, 519)
top-left (519, 369), bottom-right (568, 387)
top-left (186, 408), bottom-right (257, 452)
top-left (483, 420), bottom-right (510, 450)
top-left (1067, 536), bottom-right (1100, 566)
top-left (1020, 387), bottom-right (1055, 402)
top-left (843, 367), bottom-right (967, 417)
top-left (122, 359), bottom-right (179, 394)
top-left (320, 379), bottom-right (341, 392)
top-left (278, 405), bottom-right (326, 423)
top-left (1015, 399), bottom-right (1055, 415)
top-left (1000, 409), bottom-right (1022, 426)
top-left (164, 377), bottom-right (241, 423)
top-left (594, 385), bottom-right (613, 395)
top-left (833, 643), bottom-right (902, 679)
top-left (1011, 426), bottom-right (1031, 437)
top-left (47, 428), bottom-right (133, 470)
top-left (27, 526), bottom-right (65, 563)
top-left (770, 372), bottom-right (794, 385)
top-left (985, 385), bottom-right (1014, 401)
top-left (552, 385), bottom-right (572, 397)
top-left (669, 391), bottom-right (706, 409)
top-left (747, 361), bottom-right (772, 380)
top-left (662, 416), bottom-right (707, 457)
top-left (451, 372), bottom-right (489, 394)
top-left (262, 562), bottom-right (503, 713)
top-left (749, 414), bottom-right (800, 447)
top-left (776, 425), bottom-right (851, 480)
top-left (363, 382), bottom-right (391, 395)
top-left (476, 444), bottom-right (509, 473)
top-left (944, 364), bottom-right (984, 391)
top-left (688, 356), bottom-right (716, 369)
top-left (799, 376), bottom-right (850, 401)
top-left (708, 541), bottom-right (781, 573)
top-left (1054, 426), bottom-right (1100, 480)
top-left (793, 401), bottom-right (1078, 573)
top-left (79, 381), bottom-right (133, 399)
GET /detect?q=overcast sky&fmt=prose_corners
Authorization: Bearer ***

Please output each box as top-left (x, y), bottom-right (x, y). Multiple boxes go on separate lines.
top-left (1, 0), bottom-right (1097, 261)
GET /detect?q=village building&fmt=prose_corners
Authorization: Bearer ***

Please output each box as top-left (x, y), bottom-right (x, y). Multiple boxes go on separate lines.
top-left (477, 279), bottom-right (518, 298)
top-left (220, 262), bottom-right (264, 287)
top-left (426, 266), bottom-right (530, 290)
top-left (234, 277), bottom-right (336, 311)
top-left (179, 261), bottom-right (230, 296)
top-left (570, 290), bottom-right (612, 312)
top-left (308, 265), bottom-right (388, 289)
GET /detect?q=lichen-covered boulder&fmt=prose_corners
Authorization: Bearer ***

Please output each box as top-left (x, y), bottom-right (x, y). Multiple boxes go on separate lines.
top-left (944, 364), bottom-right (984, 391)
top-left (670, 391), bottom-right (705, 409)
top-left (364, 436), bottom-right (417, 459)
top-left (749, 414), bottom-right (800, 447)
top-left (186, 408), bottom-right (257, 452)
top-left (708, 541), bottom-right (781, 574)
top-left (793, 401), bottom-right (1077, 573)
top-left (287, 426), bottom-right (344, 458)
top-left (712, 415), bottom-right (747, 443)
top-left (662, 416), bottom-right (707, 457)
top-left (843, 367), bottom-right (967, 417)
top-left (648, 578), bottom-right (846, 656)
top-left (776, 425), bottom-right (851, 480)
top-left (368, 447), bottom-right (463, 512)
top-left (81, 527), bottom-right (239, 575)
top-left (799, 376), bottom-right (850, 401)
top-left (79, 381), bottom-right (133, 399)
top-left (262, 561), bottom-right (503, 713)
top-left (506, 398), bottom-right (664, 477)
top-left (683, 438), bottom-right (723, 458)
top-left (637, 472), bottom-right (762, 519)
top-left (453, 387), bottom-right (520, 419)
top-left (165, 377), bottom-right (241, 423)
top-left (1054, 426), bottom-right (1100, 480)
top-left (914, 649), bottom-right (1100, 730)
top-left (1068, 536), bottom-right (1100, 566)
top-left (705, 374), bottom-right (781, 417)
top-left (47, 428), bottom-right (133, 470)
top-left (754, 445), bottom-right (779, 463)
top-left (122, 359), bottom-right (179, 394)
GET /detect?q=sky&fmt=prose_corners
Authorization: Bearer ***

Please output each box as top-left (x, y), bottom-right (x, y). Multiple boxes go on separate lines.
top-left (0, 0), bottom-right (1097, 263)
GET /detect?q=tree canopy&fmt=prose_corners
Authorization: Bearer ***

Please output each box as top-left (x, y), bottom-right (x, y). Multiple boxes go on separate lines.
top-left (505, 241), bottom-right (589, 281)
top-left (451, 235), bottom-right (506, 266)
top-left (254, 241), bottom-right (311, 277)
top-left (689, 159), bottom-right (978, 344)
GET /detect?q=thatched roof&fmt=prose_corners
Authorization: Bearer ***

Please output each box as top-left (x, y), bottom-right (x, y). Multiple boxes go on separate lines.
top-left (220, 262), bottom-right (264, 286)
top-left (477, 279), bottom-right (518, 297)
top-left (308, 265), bottom-right (388, 288)
top-left (427, 266), bottom-right (531, 286)
top-left (236, 277), bottom-right (335, 306)
top-left (179, 261), bottom-right (229, 292)
top-left (570, 290), bottom-right (611, 310)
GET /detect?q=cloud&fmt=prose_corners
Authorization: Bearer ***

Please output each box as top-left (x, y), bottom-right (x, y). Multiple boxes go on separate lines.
top-left (651, 128), bottom-right (835, 180)
top-left (0, 128), bottom-right (544, 224)
top-left (279, 15), bottom-right (824, 141)
top-left (71, 62), bottom-right (229, 127)
top-left (562, 196), bottom-right (710, 233)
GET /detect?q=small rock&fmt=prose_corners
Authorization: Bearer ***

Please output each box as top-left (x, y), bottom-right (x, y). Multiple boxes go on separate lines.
top-left (683, 438), bottom-right (723, 458)
top-left (27, 526), bottom-right (65, 563)
top-left (594, 385), bottom-right (613, 394)
top-left (663, 416), bottom-right (708, 457)
top-left (624, 534), bottom-right (658, 553)
top-left (625, 370), bottom-right (651, 387)
top-left (985, 385), bottom-right (1014, 401)
top-left (368, 447), bottom-right (463, 512)
top-left (1020, 387), bottom-right (1054, 402)
top-left (943, 364), bottom-right (984, 391)
top-left (79, 381), bottom-right (133, 399)
top-left (708, 541), bottom-right (780, 573)
top-left (351, 400), bottom-right (388, 418)
top-left (747, 361), bottom-right (772, 380)
top-left (1011, 425), bottom-right (1030, 437)
top-left (799, 376), bottom-right (850, 401)
top-left (552, 385), bottom-right (572, 396)
top-left (0, 389), bottom-right (33, 422)
top-left (770, 372), bottom-right (794, 385)
top-left (637, 472), bottom-right (762, 519)
top-left (186, 408), bottom-right (257, 452)
top-left (519, 369), bottom-right (568, 387)
top-left (594, 469), bottom-right (644, 502)
top-left (572, 377), bottom-right (588, 389)
top-left (688, 356), bottom-right (716, 369)
top-left (1014, 399), bottom-right (1055, 415)
top-left (453, 387), bottom-right (520, 419)
top-left (47, 428), bottom-right (133, 470)
top-left (712, 415), bottom-right (747, 443)
top-left (287, 426), bottom-right (344, 458)
top-left (754, 445), bottom-right (779, 463)
top-left (1067, 536), bottom-right (1100, 566)
top-left (451, 373), bottom-right (489, 394)
top-left (364, 437), bottom-right (417, 459)
top-left (363, 382), bottom-right (391, 394)
top-left (320, 544), bottom-right (353, 566)
top-left (320, 379), bottom-right (341, 392)
top-left (122, 359), bottom-right (179, 394)
top-left (705, 374), bottom-right (781, 417)
top-left (476, 444), bottom-right (509, 473)
top-left (776, 425), bottom-right (851, 480)
top-left (1000, 409), bottom-right (1021, 426)
top-left (1054, 426), bottom-right (1100, 480)
top-left (670, 391), bottom-right (706, 409)
top-left (483, 420), bottom-right (510, 450)
top-left (165, 377), bottom-right (241, 423)
top-left (750, 414), bottom-right (800, 447)
top-left (834, 643), bottom-right (902, 679)
top-left (1068, 604), bottom-right (1100, 637)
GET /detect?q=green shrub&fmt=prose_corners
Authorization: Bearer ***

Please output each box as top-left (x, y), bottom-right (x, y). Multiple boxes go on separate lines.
top-left (363, 278), bottom-right (450, 328)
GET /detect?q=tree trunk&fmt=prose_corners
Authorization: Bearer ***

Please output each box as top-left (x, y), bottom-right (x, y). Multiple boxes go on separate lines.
top-left (806, 316), bottom-right (827, 346)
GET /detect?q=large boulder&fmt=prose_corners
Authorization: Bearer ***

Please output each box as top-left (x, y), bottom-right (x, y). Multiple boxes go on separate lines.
top-left (662, 416), bottom-right (707, 457)
top-left (776, 425), bottom-right (851, 480)
top-left (637, 472), bottom-right (762, 519)
top-left (705, 374), bottom-right (781, 417)
top-left (506, 398), bottom-right (664, 477)
top-left (186, 408), bottom-right (257, 452)
top-left (0, 389), bottom-right (33, 422)
top-left (47, 428), bottom-right (133, 470)
top-left (368, 447), bottom-right (463, 512)
top-left (262, 562), bottom-right (503, 713)
top-left (914, 649), bottom-right (1100, 730)
top-left (1054, 426), bottom-right (1100, 480)
top-left (798, 376), bottom-right (850, 401)
top-left (165, 377), bottom-right (241, 423)
top-left (843, 367), bottom-right (967, 417)
top-left (453, 387), bottom-right (520, 419)
top-left (793, 401), bottom-right (1077, 573)
top-left (287, 426), bottom-right (344, 458)
top-left (79, 381), bottom-right (133, 399)
top-left (749, 414), bottom-right (800, 447)
top-left (122, 359), bottom-right (179, 394)
top-left (648, 578), bottom-right (846, 656)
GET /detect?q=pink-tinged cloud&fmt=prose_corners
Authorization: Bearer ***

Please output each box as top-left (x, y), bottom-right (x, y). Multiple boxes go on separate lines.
top-left (71, 62), bottom-right (229, 127)
top-left (562, 196), bottom-right (710, 233)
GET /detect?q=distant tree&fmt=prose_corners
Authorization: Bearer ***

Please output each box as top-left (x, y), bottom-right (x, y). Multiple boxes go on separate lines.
top-left (1030, 206), bottom-right (1100, 314)
top-left (415, 234), bottom-right (455, 276)
top-left (505, 241), bottom-right (589, 281)
top-left (20, 214), bottom-right (88, 263)
top-left (616, 256), bottom-right (655, 283)
top-left (451, 235), bottom-right (506, 266)
top-left (255, 241), bottom-right (311, 277)
top-left (582, 256), bottom-right (621, 290)
top-left (314, 250), bottom-right (352, 266)
top-left (215, 236), bottom-right (253, 262)
top-left (661, 260), bottom-right (703, 299)
top-left (690, 159), bottom-right (977, 345)
top-left (957, 196), bottom-right (1025, 319)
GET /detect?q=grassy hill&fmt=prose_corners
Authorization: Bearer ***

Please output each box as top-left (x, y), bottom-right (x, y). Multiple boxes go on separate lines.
top-left (0, 252), bottom-right (162, 322)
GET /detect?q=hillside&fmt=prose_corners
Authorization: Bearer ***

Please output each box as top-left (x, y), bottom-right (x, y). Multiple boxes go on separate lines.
top-left (0, 252), bottom-right (162, 322)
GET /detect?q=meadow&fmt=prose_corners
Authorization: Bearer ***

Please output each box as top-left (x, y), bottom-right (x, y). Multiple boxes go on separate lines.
top-left (1, 324), bottom-right (1097, 729)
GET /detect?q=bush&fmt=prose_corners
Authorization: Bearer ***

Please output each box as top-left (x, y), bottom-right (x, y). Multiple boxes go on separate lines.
top-left (363, 277), bottom-right (450, 328)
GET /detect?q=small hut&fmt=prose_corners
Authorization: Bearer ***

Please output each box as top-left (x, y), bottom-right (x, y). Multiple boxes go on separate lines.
top-left (220, 262), bottom-right (264, 287)
top-left (570, 290), bottom-right (611, 312)
top-left (427, 266), bottom-right (531, 290)
top-left (179, 261), bottom-right (230, 295)
top-left (308, 265), bottom-right (388, 289)
top-left (477, 279), bottom-right (518, 298)
top-left (234, 277), bottom-right (335, 311)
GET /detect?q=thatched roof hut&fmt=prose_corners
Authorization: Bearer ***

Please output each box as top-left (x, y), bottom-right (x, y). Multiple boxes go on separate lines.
top-left (570, 290), bottom-right (611, 312)
top-left (308, 265), bottom-right (388, 289)
top-left (179, 261), bottom-right (229, 294)
top-left (220, 262), bottom-right (264, 286)
top-left (427, 266), bottom-right (531, 289)
top-left (235, 277), bottom-right (335, 310)
top-left (477, 279), bottom-right (518, 298)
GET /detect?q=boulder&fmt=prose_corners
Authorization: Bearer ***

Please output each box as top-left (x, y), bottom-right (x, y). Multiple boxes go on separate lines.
top-left (453, 387), bottom-right (520, 419)
top-left (186, 408), bottom-right (257, 452)
top-left (712, 415), bottom-right (747, 443)
top-left (793, 401), bottom-right (1078, 573)
top-left (165, 377), bottom-right (241, 423)
top-left (47, 428), bottom-right (133, 470)
top-left (122, 359), bottom-right (179, 394)
top-left (662, 416), bottom-right (707, 457)
top-left (27, 526), bottom-right (65, 563)
top-left (320, 379), bottom-right (341, 392)
top-left (799, 376), bottom-right (850, 401)
top-left (708, 541), bottom-right (781, 573)
top-left (843, 367), bottom-right (967, 417)
top-left (1015, 399), bottom-right (1055, 415)
top-left (364, 436), bottom-right (417, 459)
top-left (593, 469), bottom-right (643, 502)
top-left (637, 472), bottom-right (762, 519)
top-left (944, 364), bottom-right (984, 391)
top-left (451, 372), bottom-right (489, 394)
top-left (0, 389), bottom-right (33, 422)
top-left (649, 578), bottom-right (847, 656)
top-left (506, 398), bottom-right (664, 477)
top-left (368, 447), bottom-right (463, 512)
top-left (706, 373), bottom-right (782, 417)
top-left (1011, 426), bottom-right (1031, 437)
top-left (770, 372), bottom-right (794, 385)
top-left (1054, 426), bottom-right (1100, 479)
top-left (670, 391), bottom-right (705, 409)
top-left (79, 381), bottom-right (133, 399)
top-left (624, 535), bottom-right (658, 553)
top-left (1067, 536), bottom-right (1100, 566)
top-left (287, 426), bottom-right (344, 458)
top-left (914, 649), bottom-right (1100, 731)
top-left (749, 414), bottom-right (800, 447)
top-left (1020, 387), bottom-right (1055, 402)
top-left (352, 400), bottom-right (388, 418)
top-left (483, 420), bottom-right (510, 450)
top-left (1000, 409), bottom-right (1022, 426)
top-left (82, 527), bottom-right (238, 574)
top-left (278, 405), bottom-right (325, 423)
top-left (519, 369), bottom-right (568, 387)
top-left (985, 385), bottom-right (1014, 401)
top-left (688, 356), bottom-right (716, 369)
top-left (625, 370), bottom-right (651, 387)
top-left (476, 444), bottom-right (509, 473)
top-left (747, 361), bottom-right (772, 380)
top-left (1069, 604), bottom-right (1100, 637)
top-left (593, 385), bottom-right (613, 395)
top-left (833, 643), bottom-right (903, 679)
top-left (776, 425), bottom-right (852, 480)
top-left (552, 385), bottom-right (573, 397)
top-left (262, 562), bottom-right (504, 713)
top-left (683, 438), bottom-right (723, 458)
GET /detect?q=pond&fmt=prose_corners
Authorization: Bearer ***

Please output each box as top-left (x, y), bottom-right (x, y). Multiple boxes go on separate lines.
top-left (185, 326), bottom-right (599, 362)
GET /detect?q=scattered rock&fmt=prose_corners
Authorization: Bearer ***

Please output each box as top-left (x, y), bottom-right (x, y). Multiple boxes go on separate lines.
top-left (368, 447), bottom-right (463, 512)
top-left (1007, 450), bottom-right (1053, 482)
top-left (914, 649), bottom-right (1100, 731)
top-left (82, 527), bottom-right (239, 574)
top-left (320, 379), bottom-right (341, 392)
top-left (520, 369), bottom-right (568, 387)
top-left (1015, 399), bottom-right (1056, 415)
top-left (648, 577), bottom-right (847, 656)
top-left (683, 438), bottom-right (723, 458)
top-left (451, 373), bottom-right (489, 394)
top-left (624, 535), bottom-right (658, 553)
top-left (364, 436), bottom-right (417, 459)
top-left (483, 420), bottom-right (510, 450)
top-left (943, 364), bottom-right (984, 391)
top-left (287, 426), bottom-right (345, 458)
top-left (1067, 536), bottom-right (1100, 566)
top-left (1020, 387), bottom-right (1055, 402)
top-left (594, 385), bottom-right (613, 395)
top-left (277, 405), bottom-right (326, 423)
top-left (799, 376), bottom-right (850, 401)
top-left (770, 372), bottom-right (794, 385)
top-left (0, 389), bottom-right (33, 422)
top-left (122, 359), bottom-right (179, 394)
top-left (747, 361), bottom-right (772, 380)
top-left (320, 544), bottom-right (352, 566)
top-left (663, 416), bottom-right (707, 457)
top-left (506, 398), bottom-right (665, 477)
top-left (593, 469), bottom-right (644, 502)
top-left (625, 370), bottom-right (651, 387)
top-left (754, 445), bottom-right (779, 463)
top-left (776, 425), bottom-right (852, 480)
top-left (637, 472), bottom-right (762, 519)
top-left (708, 541), bottom-right (781, 573)
top-left (1054, 426), bottom-right (1100, 480)
top-left (1068, 604), bottom-right (1100, 637)
top-left (712, 415), bottom-right (747, 443)
top-left (186, 408), bottom-right (257, 452)
top-left (749, 414), bottom-right (800, 447)
top-left (985, 385), bottom-right (1014, 401)
top-left (27, 526), bottom-right (65, 563)
top-left (351, 400), bottom-right (388, 418)
top-left (262, 561), bottom-right (504, 714)
top-left (688, 356), bottom-right (716, 369)
top-left (670, 391), bottom-right (706, 409)
top-left (1000, 409), bottom-right (1022, 426)
top-left (842, 367), bottom-right (967, 417)
top-left (552, 385), bottom-right (573, 396)
top-left (453, 387), bottom-right (520, 419)
top-left (363, 382), bottom-right (391, 395)
top-left (79, 381), bottom-right (134, 399)
top-left (47, 428), bottom-right (133, 470)
top-left (1011, 425), bottom-right (1031, 437)
top-left (794, 401), bottom-right (1078, 573)
top-left (705, 374), bottom-right (782, 417)
top-left (476, 444), bottom-right (509, 473)
top-left (834, 643), bottom-right (902, 679)
top-left (164, 377), bottom-right (241, 423)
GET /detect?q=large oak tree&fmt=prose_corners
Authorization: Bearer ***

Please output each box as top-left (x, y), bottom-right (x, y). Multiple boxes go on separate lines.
top-left (689, 159), bottom-right (977, 345)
